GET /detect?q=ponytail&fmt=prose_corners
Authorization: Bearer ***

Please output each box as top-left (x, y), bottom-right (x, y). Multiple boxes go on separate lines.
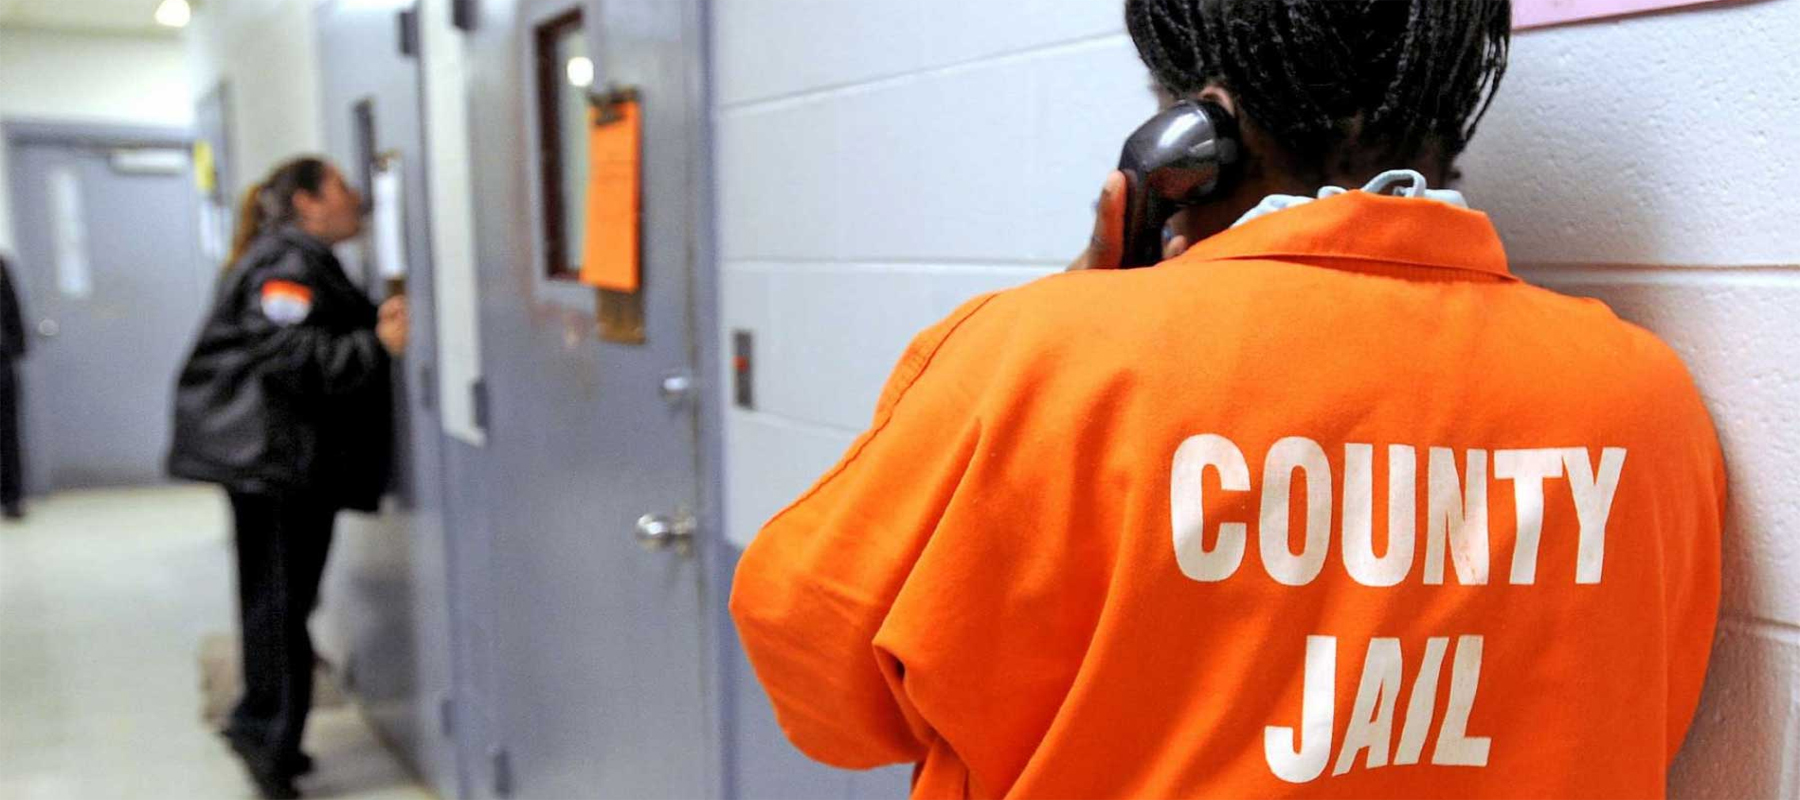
top-left (221, 156), bottom-right (331, 272)
top-left (224, 180), bottom-right (271, 272)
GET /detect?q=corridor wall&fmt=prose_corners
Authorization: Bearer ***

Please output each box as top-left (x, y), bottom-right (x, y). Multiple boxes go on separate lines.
top-left (1459, 2), bottom-right (1800, 795)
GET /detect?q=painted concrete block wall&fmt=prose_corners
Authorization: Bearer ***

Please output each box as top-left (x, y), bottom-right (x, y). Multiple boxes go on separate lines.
top-left (715, 0), bottom-right (1799, 796)
top-left (0, 28), bottom-right (192, 253)
top-left (714, 2), bottom-right (1149, 548)
top-left (1457, 1), bottom-right (1800, 795)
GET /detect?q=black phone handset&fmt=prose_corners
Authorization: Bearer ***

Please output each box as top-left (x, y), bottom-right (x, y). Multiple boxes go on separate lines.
top-left (1116, 100), bottom-right (1243, 268)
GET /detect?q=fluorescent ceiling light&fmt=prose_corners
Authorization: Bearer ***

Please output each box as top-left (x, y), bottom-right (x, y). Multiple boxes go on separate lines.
top-left (154, 0), bottom-right (192, 28)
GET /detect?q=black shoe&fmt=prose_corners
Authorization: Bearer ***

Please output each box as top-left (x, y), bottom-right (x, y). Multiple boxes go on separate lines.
top-left (244, 764), bottom-right (300, 800)
top-left (281, 751), bottom-right (315, 776)
top-left (224, 730), bottom-right (301, 798)
top-left (220, 728), bottom-right (308, 772)
top-left (2, 503), bottom-right (21, 520)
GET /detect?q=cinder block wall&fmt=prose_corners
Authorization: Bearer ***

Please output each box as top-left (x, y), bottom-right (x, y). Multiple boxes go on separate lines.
top-left (1459, 2), bottom-right (1800, 796)
top-left (711, 1), bottom-right (1798, 795)
top-left (713, 2), bottom-right (1140, 545)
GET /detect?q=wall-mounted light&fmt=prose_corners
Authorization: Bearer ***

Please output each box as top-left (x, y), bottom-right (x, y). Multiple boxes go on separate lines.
top-left (154, 0), bottom-right (192, 29)
top-left (566, 56), bottom-right (595, 89)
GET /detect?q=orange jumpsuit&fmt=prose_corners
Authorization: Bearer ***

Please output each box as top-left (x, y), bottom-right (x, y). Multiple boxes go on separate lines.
top-left (730, 190), bottom-right (1725, 798)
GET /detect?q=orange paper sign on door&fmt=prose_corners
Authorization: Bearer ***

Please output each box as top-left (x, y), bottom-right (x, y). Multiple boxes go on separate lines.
top-left (579, 99), bottom-right (641, 292)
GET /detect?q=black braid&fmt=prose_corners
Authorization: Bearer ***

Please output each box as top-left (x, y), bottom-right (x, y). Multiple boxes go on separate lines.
top-left (1125, 0), bottom-right (1511, 181)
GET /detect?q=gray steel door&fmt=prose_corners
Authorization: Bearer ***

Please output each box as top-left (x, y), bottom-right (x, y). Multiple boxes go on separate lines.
top-left (312, 2), bottom-right (463, 797)
top-left (456, 0), bottom-right (714, 795)
top-left (4, 134), bottom-right (207, 491)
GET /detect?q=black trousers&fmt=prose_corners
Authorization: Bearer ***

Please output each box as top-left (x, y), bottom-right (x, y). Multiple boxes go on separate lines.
top-left (225, 490), bottom-right (337, 769)
top-left (0, 359), bottom-right (21, 508)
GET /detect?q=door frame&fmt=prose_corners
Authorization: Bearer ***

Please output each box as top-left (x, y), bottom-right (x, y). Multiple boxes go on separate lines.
top-left (2, 119), bottom-right (197, 495)
top-left (309, 1), bottom-right (469, 797)
top-left (2, 119), bottom-right (193, 153)
top-left (3, 120), bottom-right (197, 235)
top-left (686, 0), bottom-right (735, 794)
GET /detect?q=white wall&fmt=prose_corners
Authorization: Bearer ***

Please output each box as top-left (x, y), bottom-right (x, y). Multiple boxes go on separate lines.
top-left (714, 0), bottom-right (1137, 550)
top-left (0, 28), bottom-right (192, 252)
top-left (1460, 2), bottom-right (1800, 795)
top-left (712, 0), bottom-right (1800, 795)
top-left (181, 0), bottom-right (325, 203)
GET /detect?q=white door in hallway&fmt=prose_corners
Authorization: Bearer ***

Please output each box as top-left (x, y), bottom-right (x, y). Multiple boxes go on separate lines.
top-left (4, 130), bottom-right (208, 491)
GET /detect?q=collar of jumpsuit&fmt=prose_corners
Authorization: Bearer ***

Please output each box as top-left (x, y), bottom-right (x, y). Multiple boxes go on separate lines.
top-left (729, 163), bottom-right (1722, 799)
top-left (1191, 168), bottom-right (1513, 283)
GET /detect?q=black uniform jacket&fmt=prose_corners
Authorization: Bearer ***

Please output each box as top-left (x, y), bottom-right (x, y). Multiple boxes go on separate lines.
top-left (168, 227), bottom-right (391, 511)
top-left (0, 255), bottom-right (26, 361)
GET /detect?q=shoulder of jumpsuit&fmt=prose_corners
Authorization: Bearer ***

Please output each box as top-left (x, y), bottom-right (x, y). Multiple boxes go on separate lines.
top-left (906, 269), bottom-right (1182, 401)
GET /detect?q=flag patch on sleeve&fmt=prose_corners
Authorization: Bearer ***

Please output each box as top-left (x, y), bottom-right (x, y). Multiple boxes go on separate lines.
top-left (260, 280), bottom-right (314, 325)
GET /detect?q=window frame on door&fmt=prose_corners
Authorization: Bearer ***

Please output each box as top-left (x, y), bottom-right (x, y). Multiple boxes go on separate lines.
top-left (532, 7), bottom-right (589, 283)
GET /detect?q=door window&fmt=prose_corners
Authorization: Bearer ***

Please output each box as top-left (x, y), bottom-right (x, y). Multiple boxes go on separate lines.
top-left (534, 9), bottom-right (592, 281)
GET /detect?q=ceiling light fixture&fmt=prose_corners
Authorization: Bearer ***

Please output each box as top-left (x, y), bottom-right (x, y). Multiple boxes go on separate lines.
top-left (154, 0), bottom-right (192, 29)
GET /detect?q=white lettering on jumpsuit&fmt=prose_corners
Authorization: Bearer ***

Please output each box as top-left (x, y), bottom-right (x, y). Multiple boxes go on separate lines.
top-left (1169, 435), bottom-right (1626, 782)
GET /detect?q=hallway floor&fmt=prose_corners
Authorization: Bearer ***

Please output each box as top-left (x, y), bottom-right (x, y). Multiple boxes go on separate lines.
top-left (0, 485), bottom-right (433, 800)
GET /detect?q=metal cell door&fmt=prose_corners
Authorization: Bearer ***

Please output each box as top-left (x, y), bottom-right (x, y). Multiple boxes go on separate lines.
top-left (312, 1), bottom-right (463, 796)
top-left (454, 0), bottom-right (716, 795)
top-left (4, 128), bottom-right (208, 492)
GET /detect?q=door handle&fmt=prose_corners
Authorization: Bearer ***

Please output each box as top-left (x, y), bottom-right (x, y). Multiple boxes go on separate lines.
top-left (36, 319), bottom-right (59, 338)
top-left (635, 511), bottom-right (696, 557)
top-left (659, 370), bottom-right (694, 406)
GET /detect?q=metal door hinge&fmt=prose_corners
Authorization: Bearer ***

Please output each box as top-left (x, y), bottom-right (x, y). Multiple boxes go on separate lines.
top-left (418, 362), bottom-right (436, 411)
top-left (471, 377), bottom-right (490, 430)
top-left (437, 691), bottom-right (454, 739)
top-left (398, 7), bottom-right (420, 58)
top-left (489, 745), bottom-right (512, 797)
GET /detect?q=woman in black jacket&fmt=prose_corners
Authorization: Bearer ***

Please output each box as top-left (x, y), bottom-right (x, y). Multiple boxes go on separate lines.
top-left (168, 156), bottom-right (407, 799)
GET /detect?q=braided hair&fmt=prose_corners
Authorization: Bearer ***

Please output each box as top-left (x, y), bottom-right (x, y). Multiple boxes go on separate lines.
top-left (1125, 0), bottom-right (1511, 182)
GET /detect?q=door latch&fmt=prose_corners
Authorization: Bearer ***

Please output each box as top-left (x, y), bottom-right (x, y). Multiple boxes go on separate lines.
top-left (634, 510), bottom-right (697, 557)
top-left (659, 370), bottom-right (695, 407)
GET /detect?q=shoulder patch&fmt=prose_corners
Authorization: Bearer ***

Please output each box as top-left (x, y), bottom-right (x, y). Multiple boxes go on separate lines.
top-left (260, 279), bottom-right (314, 325)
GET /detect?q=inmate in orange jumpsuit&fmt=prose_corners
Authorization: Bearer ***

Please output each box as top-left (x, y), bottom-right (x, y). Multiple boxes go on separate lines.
top-left (730, 189), bottom-right (1725, 799)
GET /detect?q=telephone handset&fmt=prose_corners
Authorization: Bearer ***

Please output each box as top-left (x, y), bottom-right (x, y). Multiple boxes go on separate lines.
top-left (1116, 100), bottom-right (1243, 268)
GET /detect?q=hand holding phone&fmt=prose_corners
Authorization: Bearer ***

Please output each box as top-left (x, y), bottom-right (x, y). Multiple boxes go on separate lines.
top-left (1066, 172), bottom-right (1192, 272)
top-left (1115, 100), bottom-right (1241, 268)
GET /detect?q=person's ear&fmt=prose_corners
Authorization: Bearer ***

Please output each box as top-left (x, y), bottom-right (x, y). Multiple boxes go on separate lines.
top-left (1197, 84), bottom-right (1238, 118)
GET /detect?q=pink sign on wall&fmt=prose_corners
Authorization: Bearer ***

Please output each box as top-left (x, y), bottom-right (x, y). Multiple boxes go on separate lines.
top-left (1514, 0), bottom-right (1737, 29)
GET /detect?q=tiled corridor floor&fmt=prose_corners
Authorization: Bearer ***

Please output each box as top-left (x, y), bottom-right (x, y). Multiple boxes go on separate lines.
top-left (0, 485), bottom-right (432, 800)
